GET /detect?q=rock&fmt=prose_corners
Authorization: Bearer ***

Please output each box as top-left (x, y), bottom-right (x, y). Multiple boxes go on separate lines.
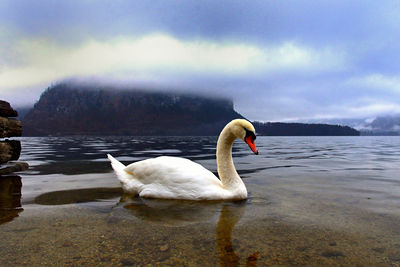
top-left (0, 140), bottom-right (21, 164)
top-left (160, 244), bottom-right (169, 252)
top-left (0, 100), bottom-right (28, 175)
top-left (0, 100), bottom-right (18, 117)
top-left (0, 175), bottom-right (23, 224)
top-left (321, 249), bottom-right (345, 258)
top-left (0, 117), bottom-right (22, 138)
top-left (0, 162), bottom-right (29, 175)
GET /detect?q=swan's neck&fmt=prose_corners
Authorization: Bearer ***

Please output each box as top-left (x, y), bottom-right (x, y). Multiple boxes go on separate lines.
top-left (216, 127), bottom-right (246, 193)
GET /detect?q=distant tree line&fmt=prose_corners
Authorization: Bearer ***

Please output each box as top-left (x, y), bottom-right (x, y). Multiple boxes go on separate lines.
top-left (252, 121), bottom-right (360, 136)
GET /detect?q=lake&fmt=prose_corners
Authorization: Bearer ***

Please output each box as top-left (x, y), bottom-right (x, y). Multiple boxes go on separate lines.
top-left (1, 136), bottom-right (400, 266)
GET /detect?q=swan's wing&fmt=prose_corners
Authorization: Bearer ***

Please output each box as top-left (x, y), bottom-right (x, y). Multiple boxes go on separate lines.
top-left (124, 156), bottom-right (223, 199)
top-left (124, 156), bottom-right (220, 185)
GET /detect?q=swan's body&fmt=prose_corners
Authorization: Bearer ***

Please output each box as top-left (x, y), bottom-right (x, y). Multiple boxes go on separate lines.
top-left (108, 119), bottom-right (258, 200)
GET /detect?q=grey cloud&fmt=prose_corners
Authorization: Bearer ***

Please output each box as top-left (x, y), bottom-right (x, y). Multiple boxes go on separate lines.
top-left (2, 1), bottom-right (397, 44)
top-left (2, 0), bottom-right (400, 122)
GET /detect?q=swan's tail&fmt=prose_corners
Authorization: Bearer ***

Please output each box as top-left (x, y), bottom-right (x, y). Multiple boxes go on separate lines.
top-left (107, 154), bottom-right (131, 185)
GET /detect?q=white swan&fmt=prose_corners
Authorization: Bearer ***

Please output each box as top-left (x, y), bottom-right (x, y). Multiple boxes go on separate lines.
top-left (107, 119), bottom-right (258, 200)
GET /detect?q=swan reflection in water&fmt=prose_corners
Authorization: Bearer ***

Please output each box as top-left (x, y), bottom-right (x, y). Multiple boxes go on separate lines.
top-left (34, 187), bottom-right (258, 265)
top-left (0, 176), bottom-right (23, 225)
top-left (121, 196), bottom-right (259, 266)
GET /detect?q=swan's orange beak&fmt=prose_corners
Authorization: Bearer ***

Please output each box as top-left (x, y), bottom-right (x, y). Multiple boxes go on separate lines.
top-left (245, 135), bottom-right (258, 155)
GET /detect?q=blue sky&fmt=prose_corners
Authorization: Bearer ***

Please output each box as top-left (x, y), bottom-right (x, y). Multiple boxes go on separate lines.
top-left (1, 0), bottom-right (400, 122)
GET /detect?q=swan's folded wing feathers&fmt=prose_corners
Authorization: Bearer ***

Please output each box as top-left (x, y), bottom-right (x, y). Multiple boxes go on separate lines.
top-left (123, 156), bottom-right (222, 187)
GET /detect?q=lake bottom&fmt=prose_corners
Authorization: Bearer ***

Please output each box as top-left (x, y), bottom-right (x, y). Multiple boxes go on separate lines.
top-left (1, 136), bottom-right (400, 266)
top-left (0, 185), bottom-right (398, 266)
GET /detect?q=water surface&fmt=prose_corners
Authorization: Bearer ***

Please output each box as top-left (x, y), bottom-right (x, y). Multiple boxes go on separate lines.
top-left (1, 136), bottom-right (400, 265)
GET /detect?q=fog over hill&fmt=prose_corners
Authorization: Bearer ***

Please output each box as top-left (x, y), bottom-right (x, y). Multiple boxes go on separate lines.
top-left (303, 116), bottom-right (400, 135)
top-left (21, 81), bottom-right (360, 136)
top-left (22, 82), bottom-right (244, 136)
top-left (362, 115), bottom-right (400, 135)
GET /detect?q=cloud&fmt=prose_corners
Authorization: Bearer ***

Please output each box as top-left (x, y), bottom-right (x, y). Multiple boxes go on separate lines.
top-left (314, 97), bottom-right (400, 120)
top-left (2, 1), bottom-right (400, 122)
top-left (0, 33), bottom-right (346, 91)
top-left (349, 102), bottom-right (400, 115)
top-left (0, 34), bottom-right (257, 87)
top-left (346, 73), bottom-right (400, 93)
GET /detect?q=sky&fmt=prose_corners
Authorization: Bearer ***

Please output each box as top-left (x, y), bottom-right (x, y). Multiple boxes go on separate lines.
top-left (1, 0), bottom-right (400, 122)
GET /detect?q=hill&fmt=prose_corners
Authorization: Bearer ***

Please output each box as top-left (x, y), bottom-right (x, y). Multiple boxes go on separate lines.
top-left (253, 121), bottom-right (360, 136)
top-left (22, 83), bottom-right (244, 136)
top-left (300, 116), bottom-right (400, 135)
top-left (361, 115), bottom-right (400, 135)
top-left (22, 82), bottom-right (360, 136)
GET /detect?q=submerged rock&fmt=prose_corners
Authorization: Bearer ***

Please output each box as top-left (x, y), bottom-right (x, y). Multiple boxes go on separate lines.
top-left (0, 100), bottom-right (28, 175)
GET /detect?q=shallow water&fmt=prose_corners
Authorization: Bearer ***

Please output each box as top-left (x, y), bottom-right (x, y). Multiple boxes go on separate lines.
top-left (1, 136), bottom-right (400, 265)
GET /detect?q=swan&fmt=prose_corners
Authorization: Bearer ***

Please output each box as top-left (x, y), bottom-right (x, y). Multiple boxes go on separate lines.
top-left (107, 119), bottom-right (258, 200)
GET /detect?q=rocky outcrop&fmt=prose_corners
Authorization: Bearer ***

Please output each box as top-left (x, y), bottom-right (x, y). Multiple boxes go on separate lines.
top-left (0, 102), bottom-right (21, 138)
top-left (0, 101), bottom-right (18, 118)
top-left (0, 100), bottom-right (28, 175)
top-left (0, 176), bottom-right (23, 224)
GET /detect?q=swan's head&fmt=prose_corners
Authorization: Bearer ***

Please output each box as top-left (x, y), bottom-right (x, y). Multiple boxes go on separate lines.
top-left (229, 119), bottom-right (258, 155)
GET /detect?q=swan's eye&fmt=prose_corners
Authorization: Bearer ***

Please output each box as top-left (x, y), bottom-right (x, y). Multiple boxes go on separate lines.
top-left (244, 129), bottom-right (256, 142)
top-left (244, 128), bottom-right (258, 154)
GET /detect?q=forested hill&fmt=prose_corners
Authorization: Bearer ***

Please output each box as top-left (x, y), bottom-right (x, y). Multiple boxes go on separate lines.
top-left (22, 83), bottom-right (244, 136)
top-left (22, 82), bottom-right (359, 136)
top-left (253, 121), bottom-right (360, 136)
